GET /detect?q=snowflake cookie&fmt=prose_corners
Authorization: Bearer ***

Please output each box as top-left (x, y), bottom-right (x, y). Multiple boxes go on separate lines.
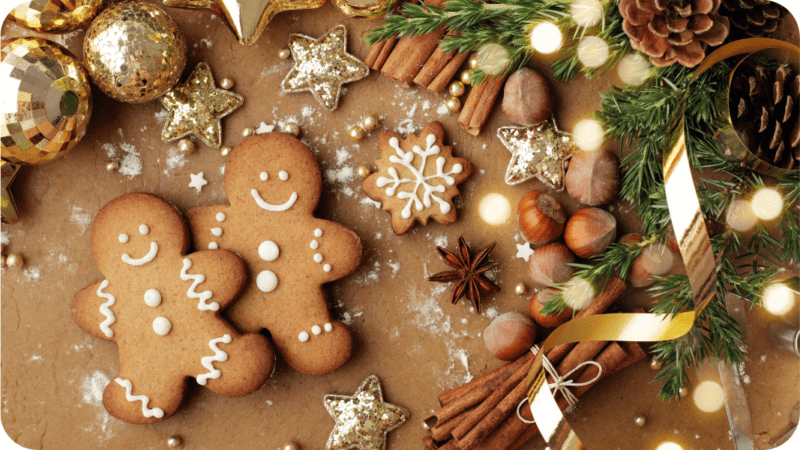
top-left (71, 193), bottom-right (274, 424)
top-left (186, 133), bottom-right (362, 376)
top-left (362, 121), bottom-right (474, 235)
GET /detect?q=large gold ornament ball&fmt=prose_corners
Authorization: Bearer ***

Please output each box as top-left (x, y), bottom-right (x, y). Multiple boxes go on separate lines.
top-left (83, 1), bottom-right (187, 103)
top-left (1, 37), bottom-right (92, 165)
top-left (332, 0), bottom-right (397, 17)
top-left (8, 0), bottom-right (104, 33)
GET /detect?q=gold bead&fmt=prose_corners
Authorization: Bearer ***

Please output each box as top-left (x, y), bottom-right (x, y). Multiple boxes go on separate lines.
top-left (634, 415), bottom-right (646, 427)
top-left (178, 138), bottom-right (195, 155)
top-left (679, 386), bottom-right (689, 398)
top-left (242, 127), bottom-right (255, 138)
top-left (282, 443), bottom-right (299, 450)
top-left (220, 146), bottom-right (232, 157)
top-left (167, 436), bottom-right (182, 448)
top-left (649, 357), bottom-right (662, 371)
top-left (445, 96), bottom-right (461, 112)
top-left (283, 122), bottom-right (300, 137)
top-left (514, 283), bottom-right (527, 295)
top-left (362, 114), bottom-right (378, 131)
top-left (357, 165), bottom-right (371, 179)
top-left (6, 253), bottom-right (23, 269)
top-left (278, 48), bottom-right (291, 60)
top-left (348, 126), bottom-right (365, 142)
top-left (220, 78), bottom-right (234, 90)
top-left (460, 70), bottom-right (473, 86)
top-left (469, 54), bottom-right (479, 69)
top-left (105, 160), bottom-right (119, 172)
top-left (448, 81), bottom-right (465, 97)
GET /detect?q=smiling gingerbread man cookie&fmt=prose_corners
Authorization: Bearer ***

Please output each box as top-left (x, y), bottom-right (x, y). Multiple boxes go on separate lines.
top-left (72, 193), bottom-right (274, 424)
top-left (186, 133), bottom-right (362, 376)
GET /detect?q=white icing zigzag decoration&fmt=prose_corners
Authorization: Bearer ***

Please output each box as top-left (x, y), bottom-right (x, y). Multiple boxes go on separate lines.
top-left (196, 334), bottom-right (232, 385)
top-left (376, 134), bottom-right (463, 220)
top-left (180, 258), bottom-right (219, 311)
top-left (114, 378), bottom-right (165, 418)
top-left (96, 280), bottom-right (116, 338)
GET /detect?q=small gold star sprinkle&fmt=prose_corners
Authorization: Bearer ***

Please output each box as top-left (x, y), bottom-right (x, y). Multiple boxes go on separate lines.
top-left (282, 25), bottom-right (369, 111)
top-left (497, 118), bottom-right (577, 190)
top-left (1, 160), bottom-right (22, 224)
top-left (160, 62), bottom-right (243, 148)
top-left (324, 375), bottom-right (409, 450)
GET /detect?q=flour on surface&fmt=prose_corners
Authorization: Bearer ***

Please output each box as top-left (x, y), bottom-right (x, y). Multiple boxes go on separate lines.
top-left (102, 142), bottom-right (142, 178)
top-left (434, 235), bottom-right (448, 248)
top-left (387, 261), bottom-right (401, 277)
top-left (23, 267), bottom-right (41, 281)
top-left (1, 231), bottom-right (8, 245)
top-left (80, 371), bottom-right (114, 438)
top-left (360, 197), bottom-right (381, 209)
top-left (163, 146), bottom-right (186, 175)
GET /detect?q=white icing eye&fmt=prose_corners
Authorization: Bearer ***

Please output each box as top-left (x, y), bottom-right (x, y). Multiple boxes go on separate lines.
top-left (312, 325), bottom-right (322, 335)
top-left (260, 172), bottom-right (268, 181)
top-left (152, 317), bottom-right (171, 336)
top-left (310, 240), bottom-right (319, 249)
top-left (211, 227), bottom-right (223, 237)
top-left (256, 270), bottom-right (278, 292)
top-left (314, 228), bottom-right (323, 237)
top-left (144, 289), bottom-right (161, 307)
top-left (313, 253), bottom-right (323, 263)
top-left (118, 233), bottom-right (129, 243)
top-left (139, 224), bottom-right (149, 235)
top-left (323, 264), bottom-right (331, 272)
top-left (258, 241), bottom-right (279, 261)
top-left (279, 171), bottom-right (289, 181)
top-left (298, 331), bottom-right (309, 342)
top-left (208, 242), bottom-right (219, 249)
top-left (216, 212), bottom-right (226, 222)
top-left (324, 322), bottom-right (333, 332)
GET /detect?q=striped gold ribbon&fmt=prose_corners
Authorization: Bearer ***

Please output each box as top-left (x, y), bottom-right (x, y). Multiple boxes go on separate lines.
top-left (525, 38), bottom-right (800, 450)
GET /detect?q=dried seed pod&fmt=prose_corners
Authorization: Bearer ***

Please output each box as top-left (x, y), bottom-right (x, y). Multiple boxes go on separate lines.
top-left (526, 242), bottom-right (576, 287)
top-left (565, 150), bottom-right (621, 206)
top-left (529, 288), bottom-right (573, 328)
top-left (517, 190), bottom-right (567, 244)
top-left (564, 207), bottom-right (617, 258)
top-left (483, 311), bottom-right (537, 361)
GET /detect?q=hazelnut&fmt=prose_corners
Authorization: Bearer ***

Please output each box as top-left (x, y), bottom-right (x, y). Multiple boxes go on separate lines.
top-left (483, 312), bottom-right (537, 361)
top-left (517, 190), bottom-right (566, 244)
top-left (502, 68), bottom-right (554, 126)
top-left (565, 150), bottom-right (621, 206)
top-left (526, 243), bottom-right (576, 287)
top-left (565, 207), bottom-right (617, 258)
top-left (529, 288), bottom-right (573, 328)
top-left (619, 234), bottom-right (675, 287)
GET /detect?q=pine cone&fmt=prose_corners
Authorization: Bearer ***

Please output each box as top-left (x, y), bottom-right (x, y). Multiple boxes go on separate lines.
top-left (720, 0), bottom-right (784, 39)
top-left (620, 0), bottom-right (730, 68)
top-left (731, 61), bottom-right (800, 169)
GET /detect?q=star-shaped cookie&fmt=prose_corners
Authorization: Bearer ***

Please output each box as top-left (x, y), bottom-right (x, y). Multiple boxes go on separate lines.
top-left (160, 62), bottom-right (243, 148)
top-left (497, 118), bottom-right (577, 190)
top-left (1, 159), bottom-right (21, 224)
top-left (281, 25), bottom-right (369, 111)
top-left (324, 375), bottom-right (409, 450)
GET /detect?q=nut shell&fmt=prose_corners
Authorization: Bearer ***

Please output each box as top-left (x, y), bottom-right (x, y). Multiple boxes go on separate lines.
top-left (502, 68), bottom-right (554, 126)
top-left (565, 150), bottom-right (621, 206)
top-left (526, 243), bottom-right (576, 287)
top-left (483, 312), bottom-right (537, 361)
top-left (529, 288), bottom-right (573, 328)
top-left (620, 234), bottom-right (674, 287)
top-left (517, 190), bottom-right (566, 244)
top-left (565, 207), bottom-right (617, 258)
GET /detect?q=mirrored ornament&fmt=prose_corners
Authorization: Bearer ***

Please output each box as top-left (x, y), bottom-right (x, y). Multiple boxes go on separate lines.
top-left (331, 0), bottom-right (397, 17)
top-left (7, 0), bottom-right (104, 33)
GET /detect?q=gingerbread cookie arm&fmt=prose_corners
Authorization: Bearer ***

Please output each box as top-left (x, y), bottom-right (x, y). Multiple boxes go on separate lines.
top-left (185, 205), bottom-right (233, 251)
top-left (195, 331), bottom-right (274, 397)
top-left (308, 221), bottom-right (362, 283)
top-left (182, 249), bottom-right (247, 312)
top-left (72, 280), bottom-right (118, 341)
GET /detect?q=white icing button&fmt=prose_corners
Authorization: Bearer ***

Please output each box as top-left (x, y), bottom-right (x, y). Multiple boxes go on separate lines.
top-left (312, 325), bottom-right (322, 335)
top-left (139, 224), bottom-right (149, 235)
top-left (118, 233), bottom-right (129, 243)
top-left (208, 242), bottom-right (219, 249)
top-left (313, 253), bottom-right (323, 263)
top-left (152, 317), bottom-right (171, 336)
top-left (216, 212), bottom-right (226, 222)
top-left (260, 172), bottom-right (268, 181)
top-left (324, 322), bottom-right (333, 332)
top-left (323, 264), bottom-right (331, 272)
top-left (279, 171), bottom-right (289, 181)
top-left (144, 289), bottom-right (161, 307)
top-left (310, 240), bottom-right (319, 249)
top-left (258, 240), bottom-right (279, 261)
top-left (298, 331), bottom-right (309, 342)
top-left (211, 227), bottom-right (223, 237)
top-left (256, 270), bottom-right (278, 293)
top-left (314, 228), bottom-right (323, 237)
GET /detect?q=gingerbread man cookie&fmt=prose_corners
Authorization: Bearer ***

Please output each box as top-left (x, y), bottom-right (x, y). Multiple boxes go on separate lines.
top-left (186, 133), bottom-right (362, 376)
top-left (72, 193), bottom-right (274, 424)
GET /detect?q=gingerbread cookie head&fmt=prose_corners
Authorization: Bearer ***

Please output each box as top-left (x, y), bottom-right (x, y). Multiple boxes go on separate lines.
top-left (362, 121), bottom-right (474, 235)
top-left (72, 193), bottom-right (274, 424)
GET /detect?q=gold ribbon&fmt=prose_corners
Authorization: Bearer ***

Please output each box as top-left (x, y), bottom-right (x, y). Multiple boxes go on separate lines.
top-left (525, 38), bottom-right (800, 450)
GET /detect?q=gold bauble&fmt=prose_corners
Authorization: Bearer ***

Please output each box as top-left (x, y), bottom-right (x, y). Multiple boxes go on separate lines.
top-left (448, 81), bottom-right (465, 97)
top-left (283, 122), bottom-right (300, 137)
top-left (83, 1), bottom-right (187, 103)
top-left (220, 78), bottom-right (234, 90)
top-left (242, 126), bottom-right (255, 138)
top-left (460, 70), bottom-right (473, 86)
top-left (514, 283), bottom-right (527, 295)
top-left (332, 0), bottom-right (397, 17)
top-left (468, 54), bottom-right (479, 69)
top-left (7, 0), bottom-right (104, 33)
top-left (220, 146), bottom-right (232, 157)
top-left (167, 436), bottom-right (182, 448)
top-left (445, 96), bottom-right (461, 112)
top-left (1, 38), bottom-right (92, 165)
top-left (6, 253), bottom-right (24, 269)
top-left (178, 138), bottom-right (195, 155)
top-left (634, 415), bottom-right (646, 427)
top-left (362, 114), bottom-right (378, 131)
top-left (348, 126), bottom-right (365, 141)
top-left (278, 48), bottom-right (292, 60)
top-left (105, 160), bottom-right (119, 171)
top-left (357, 165), bottom-right (371, 179)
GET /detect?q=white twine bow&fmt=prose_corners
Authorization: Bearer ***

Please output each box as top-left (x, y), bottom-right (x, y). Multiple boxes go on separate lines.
top-left (516, 345), bottom-right (604, 424)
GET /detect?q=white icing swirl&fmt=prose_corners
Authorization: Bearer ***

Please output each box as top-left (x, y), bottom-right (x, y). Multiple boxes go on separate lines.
top-left (180, 258), bottom-right (218, 311)
top-left (114, 378), bottom-right (164, 418)
top-left (196, 334), bottom-right (231, 385)
top-left (97, 280), bottom-right (116, 338)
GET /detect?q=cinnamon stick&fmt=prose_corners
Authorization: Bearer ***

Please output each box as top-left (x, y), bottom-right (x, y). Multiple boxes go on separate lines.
top-left (414, 30), bottom-right (470, 94)
top-left (424, 435), bottom-right (439, 450)
top-left (438, 350), bottom-right (533, 407)
top-left (427, 50), bottom-right (470, 94)
top-left (430, 406), bottom-right (476, 441)
top-left (365, 0), bottom-right (421, 70)
top-left (457, 75), bottom-right (506, 136)
top-left (380, 0), bottom-right (447, 86)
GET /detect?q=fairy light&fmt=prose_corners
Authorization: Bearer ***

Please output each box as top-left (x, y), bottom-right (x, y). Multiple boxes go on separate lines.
top-left (641, 243), bottom-right (674, 276)
top-left (692, 380), bottom-right (724, 413)
top-left (751, 187), bottom-right (783, 221)
top-left (562, 278), bottom-right (595, 310)
top-left (572, 119), bottom-right (605, 152)
top-left (617, 53), bottom-right (651, 86)
top-left (478, 193), bottom-right (513, 226)
top-left (475, 43), bottom-right (511, 75)
top-left (577, 36), bottom-right (610, 68)
top-left (570, 0), bottom-right (604, 28)
top-left (763, 282), bottom-right (796, 316)
top-left (655, 442), bottom-right (683, 450)
top-left (725, 200), bottom-right (757, 232)
top-left (530, 23), bottom-right (562, 54)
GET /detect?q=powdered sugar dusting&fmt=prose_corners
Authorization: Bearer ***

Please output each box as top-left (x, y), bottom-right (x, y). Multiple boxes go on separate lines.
top-left (80, 371), bottom-right (114, 438)
top-left (164, 146), bottom-right (186, 174)
top-left (23, 267), bottom-right (40, 281)
top-left (1, 231), bottom-right (8, 245)
top-left (103, 142), bottom-right (142, 178)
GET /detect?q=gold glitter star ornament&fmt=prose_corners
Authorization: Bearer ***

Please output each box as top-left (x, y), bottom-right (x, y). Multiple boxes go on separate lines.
top-left (282, 25), bottom-right (369, 111)
top-left (1, 160), bottom-right (22, 224)
top-left (497, 118), bottom-right (577, 190)
top-left (160, 62), bottom-right (243, 148)
top-left (324, 375), bottom-right (410, 450)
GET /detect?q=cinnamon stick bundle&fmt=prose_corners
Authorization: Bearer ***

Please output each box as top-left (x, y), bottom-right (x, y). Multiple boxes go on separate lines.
top-left (379, 0), bottom-right (447, 86)
top-left (413, 30), bottom-right (470, 94)
top-left (365, 0), bottom-right (421, 71)
top-left (457, 75), bottom-right (507, 136)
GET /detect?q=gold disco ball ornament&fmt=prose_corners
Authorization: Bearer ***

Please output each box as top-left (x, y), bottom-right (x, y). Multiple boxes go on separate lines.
top-left (7, 0), bottom-right (104, 33)
top-left (1, 37), bottom-right (92, 165)
top-left (84, 1), bottom-right (187, 103)
top-left (332, 0), bottom-right (397, 17)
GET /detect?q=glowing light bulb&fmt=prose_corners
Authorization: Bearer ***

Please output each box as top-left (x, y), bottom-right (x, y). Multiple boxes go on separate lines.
top-left (530, 23), bottom-right (562, 54)
top-left (751, 188), bottom-right (783, 221)
top-left (617, 53), bottom-right (651, 86)
top-left (763, 283), bottom-right (796, 316)
top-left (577, 36), bottom-right (609, 68)
top-left (655, 442), bottom-right (683, 450)
top-left (692, 380), bottom-right (724, 413)
top-left (562, 278), bottom-right (595, 310)
top-left (478, 193), bottom-right (513, 226)
top-left (570, 0), bottom-right (604, 28)
top-left (573, 119), bottom-right (605, 152)
top-left (475, 43), bottom-right (510, 76)
top-left (725, 200), bottom-right (757, 232)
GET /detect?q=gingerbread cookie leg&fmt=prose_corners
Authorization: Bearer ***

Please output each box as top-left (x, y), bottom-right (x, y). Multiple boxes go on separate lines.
top-left (192, 330), bottom-right (274, 397)
top-left (103, 369), bottom-right (185, 424)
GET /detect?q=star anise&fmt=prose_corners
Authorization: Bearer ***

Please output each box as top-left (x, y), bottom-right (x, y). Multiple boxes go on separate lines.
top-left (429, 236), bottom-right (501, 313)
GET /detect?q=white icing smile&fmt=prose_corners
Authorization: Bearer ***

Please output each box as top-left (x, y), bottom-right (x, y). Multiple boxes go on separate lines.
top-left (122, 242), bottom-right (159, 266)
top-left (251, 189), bottom-right (297, 212)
